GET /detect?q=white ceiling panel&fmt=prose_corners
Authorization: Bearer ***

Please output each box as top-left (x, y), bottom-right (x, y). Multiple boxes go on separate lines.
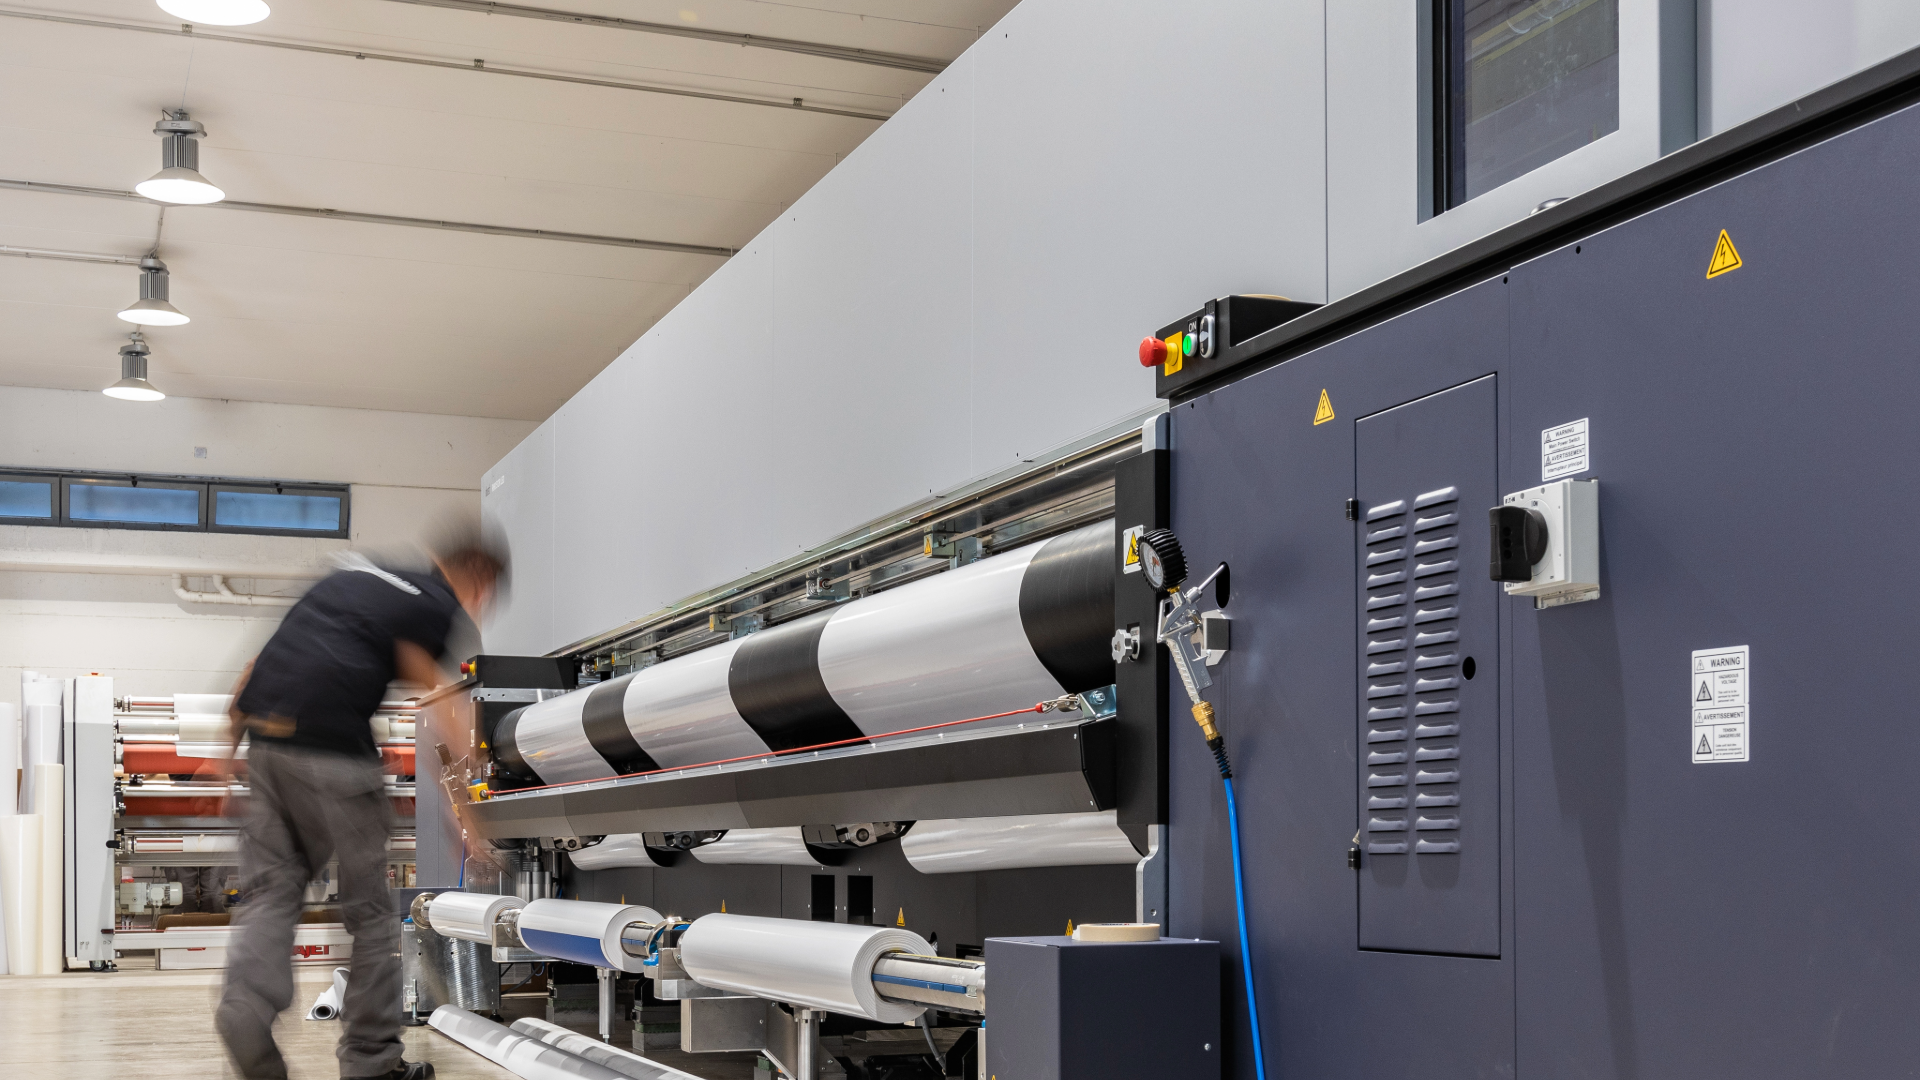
top-left (0, 0), bottom-right (1018, 419)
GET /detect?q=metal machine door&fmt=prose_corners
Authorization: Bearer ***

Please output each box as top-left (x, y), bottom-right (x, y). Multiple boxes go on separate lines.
top-left (1355, 375), bottom-right (1499, 956)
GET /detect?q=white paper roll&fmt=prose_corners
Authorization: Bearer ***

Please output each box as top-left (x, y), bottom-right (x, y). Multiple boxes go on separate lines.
top-left (426, 891), bottom-right (524, 943)
top-left (0, 815), bottom-right (43, 975)
top-left (566, 834), bottom-right (657, 871)
top-left (678, 913), bottom-right (930, 1023)
top-left (173, 693), bottom-right (233, 716)
top-left (33, 765), bottom-right (62, 972)
top-left (517, 898), bottom-right (663, 973)
top-left (687, 827), bottom-right (818, 866)
top-left (430, 1005), bottom-right (631, 1080)
top-left (0, 702), bottom-right (18, 816)
top-left (901, 811), bottom-right (1145, 874)
top-left (509, 1017), bottom-right (703, 1080)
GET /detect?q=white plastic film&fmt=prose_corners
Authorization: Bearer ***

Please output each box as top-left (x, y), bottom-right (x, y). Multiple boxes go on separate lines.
top-left (816, 543), bottom-right (1066, 736)
top-left (21, 674), bottom-right (60, 815)
top-left (511, 693), bottom-right (614, 786)
top-left (430, 1005), bottom-right (631, 1080)
top-left (517, 898), bottom-right (663, 973)
top-left (618, 640), bottom-right (765, 769)
top-left (677, 913), bottom-right (930, 1023)
top-left (901, 811), bottom-right (1145, 874)
top-left (687, 827), bottom-right (818, 866)
top-left (32, 764), bottom-right (61, 972)
top-left (566, 835), bottom-right (656, 870)
top-left (173, 693), bottom-right (233, 716)
top-left (0, 815), bottom-right (43, 975)
top-left (509, 1017), bottom-right (703, 1080)
top-left (426, 891), bottom-right (524, 943)
top-left (306, 966), bottom-right (350, 1020)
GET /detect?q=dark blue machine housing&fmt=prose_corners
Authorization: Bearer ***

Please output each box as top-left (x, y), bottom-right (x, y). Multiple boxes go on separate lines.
top-left (1158, 46), bottom-right (1920, 1080)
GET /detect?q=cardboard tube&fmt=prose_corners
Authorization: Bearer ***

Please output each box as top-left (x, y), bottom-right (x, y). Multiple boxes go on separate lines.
top-left (33, 764), bottom-right (62, 972)
top-left (0, 815), bottom-right (43, 974)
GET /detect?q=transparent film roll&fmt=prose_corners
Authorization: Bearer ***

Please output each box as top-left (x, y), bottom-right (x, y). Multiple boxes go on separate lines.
top-left (426, 891), bottom-right (524, 943)
top-left (430, 1005), bottom-right (629, 1080)
top-left (566, 835), bottom-right (655, 871)
top-left (901, 810), bottom-right (1145, 873)
top-left (517, 899), bottom-right (664, 973)
top-left (687, 827), bottom-right (819, 866)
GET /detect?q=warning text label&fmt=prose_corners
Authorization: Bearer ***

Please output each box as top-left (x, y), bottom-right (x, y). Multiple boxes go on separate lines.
top-left (1691, 645), bottom-right (1749, 763)
top-left (1542, 418), bottom-right (1590, 481)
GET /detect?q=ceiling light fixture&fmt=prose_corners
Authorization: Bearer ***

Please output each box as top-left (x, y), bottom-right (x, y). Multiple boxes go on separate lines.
top-left (156, 0), bottom-right (269, 26)
top-left (116, 256), bottom-right (190, 326)
top-left (104, 332), bottom-right (166, 401)
top-left (134, 111), bottom-right (225, 205)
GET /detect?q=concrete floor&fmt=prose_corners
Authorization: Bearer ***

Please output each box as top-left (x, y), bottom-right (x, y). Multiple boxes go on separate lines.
top-left (0, 958), bottom-right (762, 1080)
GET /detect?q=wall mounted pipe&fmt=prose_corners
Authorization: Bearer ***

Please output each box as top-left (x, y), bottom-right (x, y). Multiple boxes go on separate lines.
top-left (495, 521), bottom-right (1114, 787)
top-left (429, 1006), bottom-right (632, 1080)
top-left (900, 811), bottom-right (1147, 874)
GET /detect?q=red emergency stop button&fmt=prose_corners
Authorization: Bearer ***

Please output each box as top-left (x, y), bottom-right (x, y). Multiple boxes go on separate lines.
top-left (1139, 336), bottom-right (1168, 367)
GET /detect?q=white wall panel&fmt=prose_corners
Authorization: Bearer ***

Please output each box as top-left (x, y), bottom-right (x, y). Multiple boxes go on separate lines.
top-left (1703, 1), bottom-right (1920, 134)
top-left (481, 425), bottom-right (555, 658)
top-left (968, 0), bottom-right (1326, 473)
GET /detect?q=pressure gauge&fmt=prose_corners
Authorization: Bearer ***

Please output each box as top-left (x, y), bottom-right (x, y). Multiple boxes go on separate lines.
top-left (1135, 529), bottom-right (1188, 592)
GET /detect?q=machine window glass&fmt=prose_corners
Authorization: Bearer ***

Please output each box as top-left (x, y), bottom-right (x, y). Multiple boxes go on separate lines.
top-left (0, 477), bottom-right (55, 519)
top-left (64, 478), bottom-right (203, 528)
top-left (212, 485), bottom-right (347, 535)
top-left (1435, 0), bottom-right (1619, 209)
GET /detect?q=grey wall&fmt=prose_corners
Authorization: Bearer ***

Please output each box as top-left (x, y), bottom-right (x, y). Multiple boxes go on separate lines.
top-left (484, 0), bottom-right (1920, 658)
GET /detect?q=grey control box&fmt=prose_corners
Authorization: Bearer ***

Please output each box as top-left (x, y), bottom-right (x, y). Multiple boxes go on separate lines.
top-left (984, 936), bottom-right (1219, 1079)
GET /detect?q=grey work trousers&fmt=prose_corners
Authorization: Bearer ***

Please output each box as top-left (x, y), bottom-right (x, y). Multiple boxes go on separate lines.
top-left (217, 741), bottom-right (402, 1079)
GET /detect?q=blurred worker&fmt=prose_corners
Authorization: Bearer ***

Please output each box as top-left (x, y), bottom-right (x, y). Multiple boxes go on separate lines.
top-left (216, 525), bottom-right (506, 1080)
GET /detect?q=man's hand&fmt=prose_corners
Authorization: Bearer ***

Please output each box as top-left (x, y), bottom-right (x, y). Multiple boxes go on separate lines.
top-left (394, 640), bottom-right (445, 693)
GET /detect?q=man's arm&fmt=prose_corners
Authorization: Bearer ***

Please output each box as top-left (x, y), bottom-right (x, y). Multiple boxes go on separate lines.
top-left (394, 640), bottom-right (445, 693)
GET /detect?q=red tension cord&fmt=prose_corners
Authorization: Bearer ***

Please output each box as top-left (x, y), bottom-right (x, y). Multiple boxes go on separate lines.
top-left (494, 703), bottom-right (1051, 797)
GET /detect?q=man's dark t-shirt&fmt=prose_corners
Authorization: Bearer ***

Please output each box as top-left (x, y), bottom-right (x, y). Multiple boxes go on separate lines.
top-left (236, 559), bottom-right (463, 759)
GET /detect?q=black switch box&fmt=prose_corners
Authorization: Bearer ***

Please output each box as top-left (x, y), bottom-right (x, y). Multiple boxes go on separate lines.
top-left (984, 936), bottom-right (1219, 1079)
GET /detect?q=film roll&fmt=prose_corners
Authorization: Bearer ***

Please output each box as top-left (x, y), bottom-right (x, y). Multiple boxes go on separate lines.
top-left (426, 891), bottom-right (524, 944)
top-left (516, 899), bottom-right (663, 973)
top-left (0, 814), bottom-right (43, 975)
top-left (677, 913), bottom-right (931, 1023)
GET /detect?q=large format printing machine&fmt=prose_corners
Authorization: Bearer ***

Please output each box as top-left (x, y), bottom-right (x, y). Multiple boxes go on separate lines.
top-left (24, 50), bottom-right (1920, 1080)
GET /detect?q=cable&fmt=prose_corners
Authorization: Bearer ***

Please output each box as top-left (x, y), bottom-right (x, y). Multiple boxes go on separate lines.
top-left (1221, 774), bottom-right (1268, 1080)
top-left (458, 837), bottom-right (468, 889)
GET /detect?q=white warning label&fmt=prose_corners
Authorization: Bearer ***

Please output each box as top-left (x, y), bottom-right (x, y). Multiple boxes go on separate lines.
top-left (1541, 418), bottom-right (1589, 481)
top-left (1691, 645), bottom-right (1749, 763)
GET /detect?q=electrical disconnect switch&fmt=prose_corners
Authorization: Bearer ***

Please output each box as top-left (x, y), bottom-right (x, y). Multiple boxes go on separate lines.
top-left (1489, 479), bottom-right (1599, 608)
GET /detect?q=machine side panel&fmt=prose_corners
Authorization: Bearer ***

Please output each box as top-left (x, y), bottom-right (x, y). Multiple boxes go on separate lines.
top-left (1170, 277), bottom-right (1513, 1080)
top-left (1354, 377), bottom-right (1500, 956)
top-left (1508, 96), bottom-right (1920, 1077)
top-left (1113, 449), bottom-right (1170, 826)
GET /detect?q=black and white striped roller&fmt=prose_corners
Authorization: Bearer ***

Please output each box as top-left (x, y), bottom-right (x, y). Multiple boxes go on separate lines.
top-left (494, 520), bottom-right (1114, 786)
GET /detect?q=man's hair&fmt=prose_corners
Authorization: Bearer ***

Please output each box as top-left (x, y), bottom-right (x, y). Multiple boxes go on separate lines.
top-left (428, 516), bottom-right (511, 586)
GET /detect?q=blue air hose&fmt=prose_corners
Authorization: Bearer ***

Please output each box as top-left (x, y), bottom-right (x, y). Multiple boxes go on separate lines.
top-left (1221, 774), bottom-right (1268, 1080)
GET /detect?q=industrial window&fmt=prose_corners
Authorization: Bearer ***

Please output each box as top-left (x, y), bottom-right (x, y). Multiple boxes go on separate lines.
top-left (1433, 0), bottom-right (1620, 210)
top-left (0, 468), bottom-right (350, 537)
top-left (0, 475), bottom-right (56, 521)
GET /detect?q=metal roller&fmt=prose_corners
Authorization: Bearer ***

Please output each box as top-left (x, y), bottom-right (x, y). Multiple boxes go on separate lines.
top-left (870, 952), bottom-right (986, 1015)
top-left (494, 521), bottom-right (1114, 786)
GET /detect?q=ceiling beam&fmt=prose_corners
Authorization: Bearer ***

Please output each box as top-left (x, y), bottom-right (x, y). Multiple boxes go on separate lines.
top-left (0, 7), bottom-right (896, 122)
top-left (0, 179), bottom-right (739, 256)
top-left (377, 0), bottom-right (949, 75)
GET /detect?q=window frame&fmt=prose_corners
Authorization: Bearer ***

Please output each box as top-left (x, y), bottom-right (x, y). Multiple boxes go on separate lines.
top-left (0, 467), bottom-right (351, 539)
top-left (209, 481), bottom-right (353, 538)
top-left (0, 472), bottom-right (60, 524)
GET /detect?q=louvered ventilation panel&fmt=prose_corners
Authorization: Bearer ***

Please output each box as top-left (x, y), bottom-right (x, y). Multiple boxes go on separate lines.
top-left (1363, 485), bottom-right (1464, 857)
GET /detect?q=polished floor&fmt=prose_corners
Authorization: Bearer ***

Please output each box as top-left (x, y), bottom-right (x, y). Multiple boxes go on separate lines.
top-left (0, 959), bottom-right (761, 1080)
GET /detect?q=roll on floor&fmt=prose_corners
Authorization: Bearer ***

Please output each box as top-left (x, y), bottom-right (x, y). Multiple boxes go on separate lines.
top-left (677, 913), bottom-right (930, 1023)
top-left (496, 521), bottom-right (1115, 787)
top-left (509, 1017), bottom-right (702, 1080)
top-left (0, 814), bottom-right (41, 975)
top-left (901, 810), bottom-right (1147, 873)
top-left (429, 1006), bottom-right (630, 1080)
top-left (32, 764), bottom-right (60, 972)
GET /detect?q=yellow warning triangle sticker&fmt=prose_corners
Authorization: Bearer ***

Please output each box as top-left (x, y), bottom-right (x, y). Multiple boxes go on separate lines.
top-left (1313, 389), bottom-right (1336, 426)
top-left (1706, 229), bottom-right (1742, 278)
